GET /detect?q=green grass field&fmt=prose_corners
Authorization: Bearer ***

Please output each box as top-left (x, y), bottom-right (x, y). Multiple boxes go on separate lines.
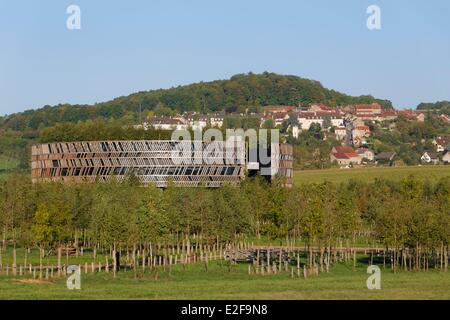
top-left (0, 156), bottom-right (20, 177)
top-left (0, 166), bottom-right (449, 299)
top-left (0, 260), bottom-right (449, 300)
top-left (0, 248), bottom-right (449, 300)
top-left (294, 166), bottom-right (450, 185)
top-left (0, 156), bottom-right (19, 170)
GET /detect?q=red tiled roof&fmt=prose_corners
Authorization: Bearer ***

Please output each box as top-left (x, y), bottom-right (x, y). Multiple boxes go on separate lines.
top-left (310, 104), bottom-right (333, 110)
top-left (332, 152), bottom-right (351, 159)
top-left (354, 103), bottom-right (382, 110)
top-left (332, 146), bottom-right (359, 159)
top-left (149, 117), bottom-right (185, 125)
top-left (264, 106), bottom-right (296, 112)
top-left (333, 146), bottom-right (355, 154)
top-left (435, 137), bottom-right (449, 146)
top-left (440, 115), bottom-right (450, 123)
top-left (381, 110), bottom-right (397, 116)
top-left (298, 111), bottom-right (342, 119)
top-left (274, 112), bottom-right (288, 119)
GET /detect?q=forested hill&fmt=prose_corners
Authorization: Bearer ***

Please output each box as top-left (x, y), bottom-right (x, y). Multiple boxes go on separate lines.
top-left (0, 72), bottom-right (393, 132)
top-left (417, 101), bottom-right (450, 111)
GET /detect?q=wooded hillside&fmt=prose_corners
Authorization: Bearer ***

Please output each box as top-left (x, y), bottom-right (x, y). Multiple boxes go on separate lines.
top-left (0, 72), bottom-right (393, 132)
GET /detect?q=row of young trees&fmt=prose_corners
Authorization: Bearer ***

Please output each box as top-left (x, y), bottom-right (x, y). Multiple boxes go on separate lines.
top-left (0, 174), bottom-right (448, 269)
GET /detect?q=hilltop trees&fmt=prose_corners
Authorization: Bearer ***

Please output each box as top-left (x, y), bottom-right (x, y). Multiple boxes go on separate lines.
top-left (38, 120), bottom-right (173, 143)
top-left (1, 73), bottom-right (393, 133)
top-left (417, 101), bottom-right (450, 112)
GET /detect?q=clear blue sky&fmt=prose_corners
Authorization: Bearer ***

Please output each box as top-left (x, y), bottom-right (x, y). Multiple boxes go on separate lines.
top-left (1, 0), bottom-right (449, 115)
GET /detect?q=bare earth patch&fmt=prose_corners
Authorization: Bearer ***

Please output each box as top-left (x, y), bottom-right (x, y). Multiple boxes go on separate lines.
top-left (15, 279), bottom-right (54, 285)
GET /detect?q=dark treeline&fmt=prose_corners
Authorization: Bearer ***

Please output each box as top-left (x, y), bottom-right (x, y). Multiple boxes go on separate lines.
top-left (38, 120), bottom-right (282, 145)
top-left (39, 121), bottom-right (173, 143)
top-left (0, 175), bottom-right (448, 271)
top-left (417, 101), bottom-right (450, 113)
top-left (0, 121), bottom-right (176, 174)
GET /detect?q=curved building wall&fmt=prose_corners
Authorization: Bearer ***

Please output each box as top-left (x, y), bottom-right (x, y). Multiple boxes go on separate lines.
top-left (31, 140), bottom-right (245, 187)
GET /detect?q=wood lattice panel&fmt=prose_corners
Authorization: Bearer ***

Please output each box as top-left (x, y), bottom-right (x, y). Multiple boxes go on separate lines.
top-left (31, 140), bottom-right (246, 188)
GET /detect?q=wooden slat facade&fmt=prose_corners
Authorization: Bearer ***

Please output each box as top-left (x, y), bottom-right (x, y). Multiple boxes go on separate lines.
top-left (272, 143), bottom-right (294, 187)
top-left (31, 140), bottom-right (293, 188)
top-left (31, 140), bottom-right (245, 187)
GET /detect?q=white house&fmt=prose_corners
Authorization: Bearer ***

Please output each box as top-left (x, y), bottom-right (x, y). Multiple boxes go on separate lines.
top-left (352, 125), bottom-right (371, 138)
top-left (292, 125), bottom-right (300, 139)
top-left (334, 127), bottom-right (347, 140)
top-left (148, 117), bottom-right (188, 131)
top-left (297, 112), bottom-right (323, 130)
top-left (273, 112), bottom-right (290, 127)
top-left (432, 137), bottom-right (449, 153)
top-left (191, 120), bottom-right (208, 131)
top-left (356, 148), bottom-right (375, 162)
top-left (297, 111), bottom-right (344, 130)
top-left (184, 113), bottom-right (208, 131)
top-left (440, 114), bottom-right (450, 124)
top-left (209, 113), bottom-right (225, 128)
top-left (443, 151), bottom-right (450, 164)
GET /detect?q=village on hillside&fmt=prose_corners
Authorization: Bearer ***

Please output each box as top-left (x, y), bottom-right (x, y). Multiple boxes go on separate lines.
top-left (134, 103), bottom-right (450, 168)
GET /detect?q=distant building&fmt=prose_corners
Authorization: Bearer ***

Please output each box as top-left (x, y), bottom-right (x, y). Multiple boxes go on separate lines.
top-left (334, 127), bottom-right (347, 141)
top-left (379, 110), bottom-right (398, 121)
top-left (31, 141), bottom-right (294, 188)
top-left (440, 114), bottom-right (450, 124)
top-left (330, 146), bottom-right (361, 166)
top-left (352, 103), bottom-right (383, 120)
top-left (443, 151), bottom-right (450, 164)
top-left (307, 104), bottom-right (334, 112)
top-left (432, 136), bottom-right (450, 153)
top-left (209, 113), bottom-right (225, 128)
top-left (184, 112), bottom-right (209, 131)
top-left (148, 117), bottom-right (188, 131)
top-left (292, 125), bottom-right (300, 139)
top-left (421, 152), bottom-right (439, 165)
top-left (416, 113), bottom-right (426, 122)
top-left (398, 110), bottom-right (425, 122)
top-left (256, 144), bottom-right (294, 187)
top-left (352, 125), bottom-right (371, 138)
top-left (297, 111), bottom-right (344, 130)
top-left (264, 105), bottom-right (296, 115)
top-left (273, 112), bottom-right (290, 127)
top-left (375, 152), bottom-right (396, 165)
top-left (356, 148), bottom-right (375, 162)
top-left (353, 136), bottom-right (368, 148)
